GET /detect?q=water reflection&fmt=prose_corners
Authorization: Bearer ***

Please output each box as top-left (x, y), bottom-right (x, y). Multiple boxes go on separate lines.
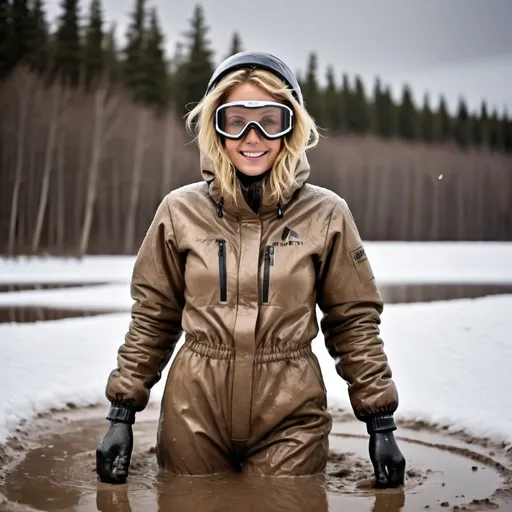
top-left (379, 282), bottom-right (512, 304)
top-left (0, 282), bottom-right (108, 292)
top-left (94, 473), bottom-right (407, 512)
top-left (1, 282), bottom-right (511, 324)
top-left (0, 306), bottom-right (122, 323)
top-left (155, 473), bottom-right (329, 512)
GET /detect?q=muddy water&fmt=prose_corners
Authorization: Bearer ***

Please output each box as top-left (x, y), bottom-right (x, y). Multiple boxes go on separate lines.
top-left (379, 283), bottom-right (512, 304)
top-left (0, 307), bottom-right (123, 323)
top-left (1, 408), bottom-right (509, 512)
top-left (0, 283), bottom-right (108, 293)
top-left (1, 282), bottom-right (511, 325)
top-left (2, 282), bottom-right (512, 324)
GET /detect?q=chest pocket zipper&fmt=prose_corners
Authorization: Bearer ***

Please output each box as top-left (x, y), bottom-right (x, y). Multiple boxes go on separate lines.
top-left (262, 245), bottom-right (275, 304)
top-left (217, 239), bottom-right (227, 302)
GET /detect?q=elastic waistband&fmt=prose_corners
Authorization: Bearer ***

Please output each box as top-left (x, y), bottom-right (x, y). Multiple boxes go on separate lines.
top-left (185, 339), bottom-right (312, 363)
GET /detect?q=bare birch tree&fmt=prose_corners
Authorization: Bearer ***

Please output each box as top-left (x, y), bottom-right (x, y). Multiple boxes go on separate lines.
top-left (124, 108), bottom-right (149, 254)
top-left (31, 81), bottom-right (67, 254)
top-left (8, 70), bottom-right (34, 255)
top-left (79, 78), bottom-right (120, 255)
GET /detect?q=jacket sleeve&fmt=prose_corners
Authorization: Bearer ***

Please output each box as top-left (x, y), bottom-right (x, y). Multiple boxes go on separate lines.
top-left (316, 197), bottom-right (398, 422)
top-left (105, 195), bottom-right (185, 412)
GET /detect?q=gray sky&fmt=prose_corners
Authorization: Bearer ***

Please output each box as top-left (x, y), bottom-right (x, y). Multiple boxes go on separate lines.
top-left (45, 0), bottom-right (512, 113)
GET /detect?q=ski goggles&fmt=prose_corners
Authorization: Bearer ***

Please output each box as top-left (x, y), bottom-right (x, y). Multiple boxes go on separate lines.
top-left (215, 100), bottom-right (294, 140)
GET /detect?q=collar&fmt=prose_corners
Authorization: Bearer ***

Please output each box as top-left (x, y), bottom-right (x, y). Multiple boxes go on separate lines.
top-left (200, 152), bottom-right (311, 220)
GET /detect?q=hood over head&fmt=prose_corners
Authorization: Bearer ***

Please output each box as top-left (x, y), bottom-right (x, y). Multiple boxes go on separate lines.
top-left (199, 51), bottom-right (310, 219)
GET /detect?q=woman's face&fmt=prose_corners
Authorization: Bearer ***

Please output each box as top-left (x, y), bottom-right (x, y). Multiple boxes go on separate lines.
top-left (222, 82), bottom-right (283, 177)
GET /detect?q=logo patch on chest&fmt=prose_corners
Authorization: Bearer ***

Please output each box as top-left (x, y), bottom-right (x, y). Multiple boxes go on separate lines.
top-left (274, 225), bottom-right (303, 247)
top-left (281, 225), bottom-right (299, 241)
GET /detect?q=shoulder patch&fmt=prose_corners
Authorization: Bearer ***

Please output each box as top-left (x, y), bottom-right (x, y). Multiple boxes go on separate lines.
top-left (350, 246), bottom-right (367, 264)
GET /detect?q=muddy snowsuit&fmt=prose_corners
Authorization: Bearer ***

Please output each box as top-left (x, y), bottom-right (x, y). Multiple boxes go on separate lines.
top-left (104, 154), bottom-right (399, 476)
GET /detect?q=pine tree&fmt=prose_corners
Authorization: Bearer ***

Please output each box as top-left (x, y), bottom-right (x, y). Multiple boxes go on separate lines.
top-left (179, 4), bottom-right (214, 115)
top-left (323, 65), bottom-right (342, 133)
top-left (420, 93), bottom-right (435, 142)
top-left (488, 109), bottom-right (504, 151)
top-left (479, 100), bottom-right (490, 147)
top-left (434, 95), bottom-right (451, 141)
top-left (373, 77), bottom-right (396, 138)
top-left (226, 31), bottom-right (243, 57)
top-left (503, 111), bottom-right (512, 153)
top-left (0, 0), bottom-right (12, 77)
top-left (397, 84), bottom-right (418, 140)
top-left (103, 22), bottom-right (120, 83)
top-left (142, 7), bottom-right (168, 109)
top-left (53, 0), bottom-right (82, 85)
top-left (168, 40), bottom-right (184, 103)
top-left (9, 0), bottom-right (31, 67)
top-left (346, 76), bottom-right (369, 133)
top-left (453, 97), bottom-right (471, 149)
top-left (83, 0), bottom-right (104, 88)
top-left (302, 52), bottom-right (323, 125)
top-left (471, 111), bottom-right (482, 148)
top-left (339, 73), bottom-right (351, 133)
top-left (123, 0), bottom-right (148, 101)
top-left (25, 0), bottom-right (49, 74)
top-left (370, 76), bottom-right (383, 135)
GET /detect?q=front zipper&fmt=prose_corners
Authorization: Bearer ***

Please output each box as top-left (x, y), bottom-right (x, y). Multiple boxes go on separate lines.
top-left (262, 245), bottom-right (275, 304)
top-left (217, 239), bottom-right (227, 302)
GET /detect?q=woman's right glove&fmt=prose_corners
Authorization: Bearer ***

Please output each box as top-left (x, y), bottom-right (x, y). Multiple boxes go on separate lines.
top-left (96, 405), bottom-right (135, 484)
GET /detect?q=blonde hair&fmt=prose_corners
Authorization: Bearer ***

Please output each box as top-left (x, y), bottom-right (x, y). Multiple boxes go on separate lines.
top-left (185, 68), bottom-right (320, 203)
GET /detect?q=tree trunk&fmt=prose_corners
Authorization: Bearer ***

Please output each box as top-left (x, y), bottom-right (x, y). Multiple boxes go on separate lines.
top-left (8, 73), bottom-right (33, 255)
top-left (32, 82), bottom-right (62, 254)
top-left (124, 109), bottom-right (149, 254)
top-left (56, 128), bottom-right (66, 252)
top-left (161, 107), bottom-right (177, 196)
top-left (80, 87), bottom-right (108, 255)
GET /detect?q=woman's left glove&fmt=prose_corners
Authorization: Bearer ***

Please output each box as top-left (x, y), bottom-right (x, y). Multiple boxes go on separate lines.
top-left (366, 415), bottom-right (406, 488)
top-left (96, 405), bottom-right (135, 484)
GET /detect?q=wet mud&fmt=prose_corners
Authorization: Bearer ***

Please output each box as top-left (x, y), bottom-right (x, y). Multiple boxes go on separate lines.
top-left (1, 406), bottom-right (511, 512)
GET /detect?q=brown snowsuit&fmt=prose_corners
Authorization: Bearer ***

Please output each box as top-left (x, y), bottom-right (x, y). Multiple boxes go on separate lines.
top-left (104, 153), bottom-right (399, 476)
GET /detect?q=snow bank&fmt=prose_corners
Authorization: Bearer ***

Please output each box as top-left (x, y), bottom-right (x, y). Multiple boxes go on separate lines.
top-left (1, 242), bottom-right (511, 446)
top-left (0, 256), bottom-right (135, 284)
top-left (0, 283), bottom-right (132, 310)
top-left (1, 296), bottom-right (511, 446)
top-left (1, 242), bottom-right (511, 285)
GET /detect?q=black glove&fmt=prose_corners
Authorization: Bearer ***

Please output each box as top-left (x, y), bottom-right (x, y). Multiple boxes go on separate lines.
top-left (366, 414), bottom-right (406, 489)
top-left (96, 405), bottom-right (135, 484)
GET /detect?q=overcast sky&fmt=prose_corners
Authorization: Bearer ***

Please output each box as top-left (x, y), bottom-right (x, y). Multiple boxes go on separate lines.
top-left (44, 0), bottom-right (512, 113)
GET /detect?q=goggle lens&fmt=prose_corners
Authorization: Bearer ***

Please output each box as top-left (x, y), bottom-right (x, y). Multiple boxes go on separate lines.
top-left (215, 101), bottom-right (293, 140)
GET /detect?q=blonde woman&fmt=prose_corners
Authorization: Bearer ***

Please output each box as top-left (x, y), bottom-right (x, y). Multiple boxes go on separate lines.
top-left (96, 52), bottom-right (406, 488)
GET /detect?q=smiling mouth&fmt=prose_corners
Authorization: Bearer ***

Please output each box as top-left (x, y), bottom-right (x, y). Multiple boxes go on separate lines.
top-left (240, 151), bottom-right (268, 159)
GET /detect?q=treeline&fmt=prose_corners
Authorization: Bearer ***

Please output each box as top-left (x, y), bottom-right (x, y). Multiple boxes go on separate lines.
top-left (1, 0), bottom-right (511, 152)
top-left (0, 0), bottom-right (511, 257)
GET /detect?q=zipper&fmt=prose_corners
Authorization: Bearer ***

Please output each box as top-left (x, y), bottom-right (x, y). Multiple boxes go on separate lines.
top-left (262, 245), bottom-right (275, 304)
top-left (217, 239), bottom-right (227, 302)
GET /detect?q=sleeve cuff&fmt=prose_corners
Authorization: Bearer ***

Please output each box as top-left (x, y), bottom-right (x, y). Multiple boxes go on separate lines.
top-left (366, 414), bottom-right (397, 434)
top-left (106, 404), bottom-right (136, 425)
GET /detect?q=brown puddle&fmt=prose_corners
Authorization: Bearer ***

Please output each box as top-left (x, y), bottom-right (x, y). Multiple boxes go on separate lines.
top-left (0, 283), bottom-right (108, 293)
top-left (1, 407), bottom-right (510, 512)
top-left (379, 283), bottom-right (512, 304)
top-left (0, 307), bottom-right (123, 323)
top-left (1, 283), bottom-right (512, 325)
